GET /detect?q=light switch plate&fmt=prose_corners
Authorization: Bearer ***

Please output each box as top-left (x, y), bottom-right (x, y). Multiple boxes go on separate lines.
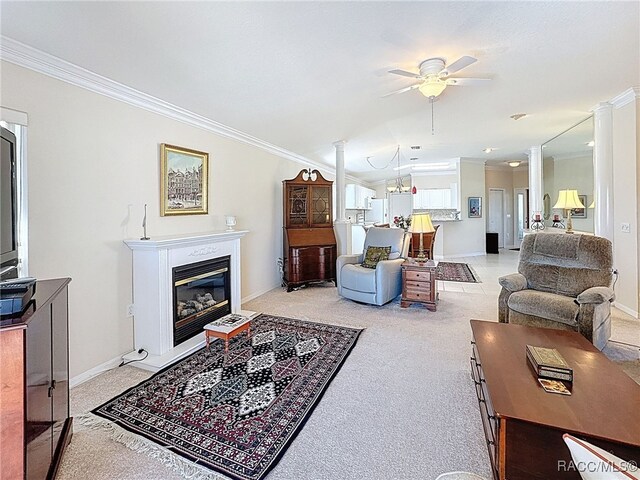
top-left (621, 223), bottom-right (631, 233)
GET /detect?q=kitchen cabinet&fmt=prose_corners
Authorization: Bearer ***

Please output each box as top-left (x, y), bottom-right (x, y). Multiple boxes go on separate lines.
top-left (345, 184), bottom-right (375, 209)
top-left (389, 192), bottom-right (413, 220)
top-left (415, 188), bottom-right (453, 209)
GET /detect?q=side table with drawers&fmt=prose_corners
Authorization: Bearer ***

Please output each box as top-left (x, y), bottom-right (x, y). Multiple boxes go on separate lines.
top-left (400, 259), bottom-right (438, 311)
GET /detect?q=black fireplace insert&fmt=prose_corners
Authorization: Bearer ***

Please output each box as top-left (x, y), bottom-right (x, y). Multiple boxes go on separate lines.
top-left (172, 256), bottom-right (231, 346)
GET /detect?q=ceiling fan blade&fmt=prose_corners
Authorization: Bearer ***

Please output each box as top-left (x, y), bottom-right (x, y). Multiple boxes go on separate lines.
top-left (444, 56), bottom-right (477, 74)
top-left (381, 84), bottom-right (420, 97)
top-left (388, 69), bottom-right (422, 79)
top-left (446, 77), bottom-right (491, 86)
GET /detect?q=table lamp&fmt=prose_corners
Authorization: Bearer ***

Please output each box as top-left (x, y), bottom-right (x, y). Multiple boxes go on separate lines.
top-left (553, 190), bottom-right (584, 234)
top-left (409, 213), bottom-right (435, 260)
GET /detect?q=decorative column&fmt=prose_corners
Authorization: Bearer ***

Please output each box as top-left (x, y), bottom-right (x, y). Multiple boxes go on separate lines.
top-left (332, 140), bottom-right (351, 255)
top-left (528, 146), bottom-right (543, 219)
top-left (334, 140), bottom-right (346, 222)
top-left (592, 102), bottom-right (614, 241)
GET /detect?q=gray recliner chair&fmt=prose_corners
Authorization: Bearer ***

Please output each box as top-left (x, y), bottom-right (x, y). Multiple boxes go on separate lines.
top-left (336, 227), bottom-right (409, 306)
top-left (498, 233), bottom-right (614, 350)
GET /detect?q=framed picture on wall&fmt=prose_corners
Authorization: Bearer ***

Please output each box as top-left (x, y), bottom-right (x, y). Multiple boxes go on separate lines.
top-left (468, 197), bottom-right (482, 218)
top-left (571, 194), bottom-right (587, 218)
top-left (160, 144), bottom-right (209, 216)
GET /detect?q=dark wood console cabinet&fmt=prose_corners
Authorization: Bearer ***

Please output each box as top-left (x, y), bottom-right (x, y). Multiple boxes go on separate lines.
top-left (470, 320), bottom-right (640, 480)
top-left (283, 169), bottom-right (337, 291)
top-left (0, 278), bottom-right (73, 480)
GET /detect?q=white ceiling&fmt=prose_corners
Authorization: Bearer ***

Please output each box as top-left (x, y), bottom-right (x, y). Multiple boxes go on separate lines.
top-left (1, 1), bottom-right (638, 182)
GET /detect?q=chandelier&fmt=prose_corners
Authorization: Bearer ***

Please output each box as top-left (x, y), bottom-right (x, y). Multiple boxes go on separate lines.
top-left (385, 145), bottom-right (411, 193)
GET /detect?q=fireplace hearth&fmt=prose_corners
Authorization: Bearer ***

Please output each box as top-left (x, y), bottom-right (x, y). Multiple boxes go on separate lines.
top-left (173, 256), bottom-right (231, 346)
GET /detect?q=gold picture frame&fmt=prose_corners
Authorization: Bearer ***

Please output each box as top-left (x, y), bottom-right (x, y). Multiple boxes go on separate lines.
top-left (160, 144), bottom-right (209, 216)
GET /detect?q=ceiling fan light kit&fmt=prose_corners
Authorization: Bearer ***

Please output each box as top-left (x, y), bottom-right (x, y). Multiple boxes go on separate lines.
top-left (418, 79), bottom-right (447, 98)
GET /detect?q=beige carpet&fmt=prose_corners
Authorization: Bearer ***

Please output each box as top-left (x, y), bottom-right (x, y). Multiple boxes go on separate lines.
top-left (58, 251), bottom-right (640, 480)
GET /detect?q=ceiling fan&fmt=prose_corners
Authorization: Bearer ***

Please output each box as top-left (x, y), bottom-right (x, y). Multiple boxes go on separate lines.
top-left (384, 56), bottom-right (491, 98)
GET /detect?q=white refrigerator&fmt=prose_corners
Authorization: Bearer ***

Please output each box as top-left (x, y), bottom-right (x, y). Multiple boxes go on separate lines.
top-left (368, 198), bottom-right (388, 224)
top-left (389, 193), bottom-right (413, 222)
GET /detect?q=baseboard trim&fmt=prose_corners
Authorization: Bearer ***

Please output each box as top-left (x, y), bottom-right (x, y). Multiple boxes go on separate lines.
top-left (439, 251), bottom-right (486, 259)
top-left (242, 285), bottom-right (278, 304)
top-left (71, 284), bottom-right (277, 387)
top-left (69, 352), bottom-right (133, 389)
top-left (612, 302), bottom-right (639, 320)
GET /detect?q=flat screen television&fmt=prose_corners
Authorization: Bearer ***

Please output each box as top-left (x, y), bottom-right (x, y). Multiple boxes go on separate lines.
top-left (1, 126), bottom-right (19, 276)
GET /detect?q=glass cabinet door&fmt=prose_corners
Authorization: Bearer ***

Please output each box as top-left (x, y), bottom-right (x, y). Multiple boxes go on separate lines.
top-left (310, 186), bottom-right (331, 226)
top-left (287, 185), bottom-right (308, 226)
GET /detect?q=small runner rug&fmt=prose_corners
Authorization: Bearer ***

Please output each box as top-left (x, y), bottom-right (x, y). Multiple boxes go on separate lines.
top-left (436, 262), bottom-right (480, 283)
top-left (92, 314), bottom-right (363, 480)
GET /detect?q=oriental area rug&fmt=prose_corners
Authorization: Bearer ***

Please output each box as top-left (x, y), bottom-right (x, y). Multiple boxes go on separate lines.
top-left (92, 314), bottom-right (363, 480)
top-left (436, 262), bottom-right (480, 283)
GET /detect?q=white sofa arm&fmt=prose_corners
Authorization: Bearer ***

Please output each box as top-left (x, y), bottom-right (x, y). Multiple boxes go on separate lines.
top-left (374, 258), bottom-right (405, 302)
top-left (336, 254), bottom-right (363, 293)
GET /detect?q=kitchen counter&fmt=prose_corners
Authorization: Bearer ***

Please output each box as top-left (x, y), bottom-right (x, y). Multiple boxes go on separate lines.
top-left (413, 208), bottom-right (461, 222)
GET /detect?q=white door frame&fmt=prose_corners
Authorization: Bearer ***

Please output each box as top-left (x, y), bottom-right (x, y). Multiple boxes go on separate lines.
top-left (488, 188), bottom-right (505, 248)
top-left (514, 187), bottom-right (528, 248)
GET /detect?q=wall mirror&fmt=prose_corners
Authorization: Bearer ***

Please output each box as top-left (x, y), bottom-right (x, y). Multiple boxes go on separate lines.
top-left (542, 116), bottom-right (594, 233)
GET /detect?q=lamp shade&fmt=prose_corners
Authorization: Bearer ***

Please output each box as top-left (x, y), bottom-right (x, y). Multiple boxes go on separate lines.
top-left (418, 79), bottom-right (447, 98)
top-left (553, 190), bottom-right (584, 209)
top-left (409, 213), bottom-right (435, 233)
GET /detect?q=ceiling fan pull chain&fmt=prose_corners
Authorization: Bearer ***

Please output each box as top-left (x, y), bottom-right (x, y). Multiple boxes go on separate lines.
top-left (431, 98), bottom-right (435, 135)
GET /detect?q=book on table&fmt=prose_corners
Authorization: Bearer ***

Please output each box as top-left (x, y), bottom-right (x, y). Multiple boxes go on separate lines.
top-left (204, 313), bottom-right (253, 333)
top-left (526, 345), bottom-right (573, 382)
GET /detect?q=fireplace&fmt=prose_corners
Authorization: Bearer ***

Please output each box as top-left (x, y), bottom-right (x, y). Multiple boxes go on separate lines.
top-left (125, 230), bottom-right (247, 371)
top-left (172, 256), bottom-right (231, 346)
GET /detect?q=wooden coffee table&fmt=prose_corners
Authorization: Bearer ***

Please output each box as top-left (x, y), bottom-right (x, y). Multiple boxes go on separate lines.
top-left (470, 320), bottom-right (640, 480)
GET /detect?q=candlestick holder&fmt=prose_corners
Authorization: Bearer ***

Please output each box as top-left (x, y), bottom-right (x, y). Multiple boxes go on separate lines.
top-left (551, 214), bottom-right (565, 229)
top-left (531, 212), bottom-right (545, 231)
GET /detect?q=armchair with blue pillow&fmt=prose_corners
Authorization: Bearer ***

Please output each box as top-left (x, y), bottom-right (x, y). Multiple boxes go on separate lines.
top-left (336, 227), bottom-right (409, 306)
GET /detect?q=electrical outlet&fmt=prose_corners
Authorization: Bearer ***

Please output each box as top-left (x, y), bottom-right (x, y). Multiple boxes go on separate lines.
top-left (127, 304), bottom-right (135, 317)
top-left (621, 223), bottom-right (631, 233)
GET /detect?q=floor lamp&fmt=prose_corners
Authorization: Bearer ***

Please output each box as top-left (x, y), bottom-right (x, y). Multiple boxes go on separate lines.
top-left (409, 213), bottom-right (435, 260)
top-left (553, 190), bottom-right (585, 234)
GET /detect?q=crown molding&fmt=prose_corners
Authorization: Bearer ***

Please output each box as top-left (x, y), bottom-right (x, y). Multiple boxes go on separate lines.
top-left (610, 86), bottom-right (640, 109)
top-left (0, 36), bottom-right (364, 181)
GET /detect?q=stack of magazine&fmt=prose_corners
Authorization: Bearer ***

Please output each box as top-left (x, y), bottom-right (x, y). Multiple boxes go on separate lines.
top-left (526, 345), bottom-right (573, 382)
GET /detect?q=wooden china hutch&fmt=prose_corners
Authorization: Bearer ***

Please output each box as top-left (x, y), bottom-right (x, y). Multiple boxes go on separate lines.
top-left (282, 169), bottom-right (337, 291)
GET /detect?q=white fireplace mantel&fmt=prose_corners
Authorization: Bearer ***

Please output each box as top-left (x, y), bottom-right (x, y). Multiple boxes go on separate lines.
top-left (124, 230), bottom-right (248, 370)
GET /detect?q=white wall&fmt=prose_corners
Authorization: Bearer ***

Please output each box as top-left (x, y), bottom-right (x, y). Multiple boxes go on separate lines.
top-left (612, 97), bottom-right (639, 317)
top-left (1, 61), bottom-right (325, 377)
top-left (411, 172), bottom-right (458, 189)
top-left (440, 159), bottom-right (486, 257)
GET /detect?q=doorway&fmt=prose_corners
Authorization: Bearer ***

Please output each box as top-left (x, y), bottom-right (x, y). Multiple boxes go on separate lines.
top-left (514, 188), bottom-right (529, 248)
top-left (488, 189), bottom-right (505, 248)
